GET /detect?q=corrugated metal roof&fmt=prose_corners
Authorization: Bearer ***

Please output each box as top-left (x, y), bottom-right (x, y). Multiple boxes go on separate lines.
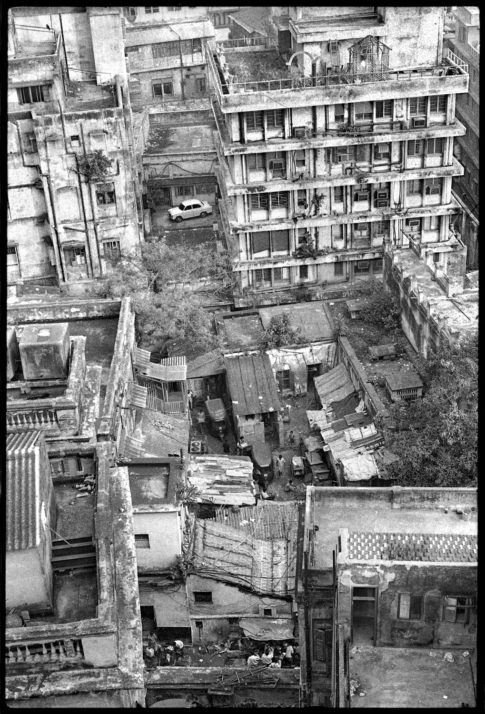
top-left (187, 455), bottom-right (255, 506)
top-left (314, 363), bottom-right (355, 406)
top-left (213, 501), bottom-right (299, 541)
top-left (187, 350), bottom-right (225, 379)
top-left (6, 431), bottom-right (43, 551)
top-left (225, 354), bottom-right (280, 416)
top-left (228, 7), bottom-right (268, 36)
top-left (134, 348), bottom-right (187, 381)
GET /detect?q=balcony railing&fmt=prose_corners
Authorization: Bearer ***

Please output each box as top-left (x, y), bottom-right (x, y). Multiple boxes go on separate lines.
top-left (6, 408), bottom-right (60, 432)
top-left (215, 37), bottom-right (277, 51)
top-left (5, 638), bottom-right (84, 666)
top-left (211, 48), bottom-right (468, 97)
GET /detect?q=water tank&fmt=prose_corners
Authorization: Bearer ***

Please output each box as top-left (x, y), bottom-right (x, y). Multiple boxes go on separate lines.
top-left (17, 323), bottom-right (70, 381)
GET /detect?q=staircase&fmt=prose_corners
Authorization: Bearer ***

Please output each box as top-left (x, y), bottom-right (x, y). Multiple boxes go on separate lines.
top-left (51, 536), bottom-right (96, 572)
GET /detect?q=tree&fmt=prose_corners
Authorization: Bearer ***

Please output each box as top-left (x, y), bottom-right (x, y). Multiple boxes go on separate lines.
top-left (260, 313), bottom-right (302, 349)
top-left (103, 238), bottom-right (236, 358)
top-left (383, 335), bottom-right (478, 487)
top-left (358, 278), bottom-right (401, 332)
top-left (77, 150), bottom-right (112, 182)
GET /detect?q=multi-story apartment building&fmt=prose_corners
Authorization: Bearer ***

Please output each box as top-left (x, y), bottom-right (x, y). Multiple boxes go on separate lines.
top-left (124, 5), bottom-right (215, 110)
top-left (445, 6), bottom-right (479, 269)
top-left (208, 6), bottom-right (469, 308)
top-left (7, 7), bottom-right (143, 296)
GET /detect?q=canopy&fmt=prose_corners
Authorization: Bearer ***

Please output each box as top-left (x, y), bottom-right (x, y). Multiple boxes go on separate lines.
top-left (241, 617), bottom-right (294, 641)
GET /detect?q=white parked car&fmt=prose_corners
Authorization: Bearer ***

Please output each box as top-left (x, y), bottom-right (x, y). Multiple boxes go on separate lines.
top-left (168, 199), bottom-right (213, 222)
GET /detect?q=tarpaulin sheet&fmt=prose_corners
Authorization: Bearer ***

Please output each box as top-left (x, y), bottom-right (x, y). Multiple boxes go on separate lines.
top-left (341, 452), bottom-right (378, 482)
top-left (241, 617), bottom-right (294, 641)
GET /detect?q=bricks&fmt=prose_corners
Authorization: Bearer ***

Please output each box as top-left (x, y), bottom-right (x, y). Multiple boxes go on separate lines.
top-left (347, 531), bottom-right (477, 562)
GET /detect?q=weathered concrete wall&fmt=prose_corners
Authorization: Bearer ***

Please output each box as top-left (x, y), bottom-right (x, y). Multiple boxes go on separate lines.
top-left (337, 336), bottom-right (390, 423)
top-left (7, 299), bottom-right (121, 325)
top-left (5, 549), bottom-right (52, 613)
top-left (134, 510), bottom-right (182, 571)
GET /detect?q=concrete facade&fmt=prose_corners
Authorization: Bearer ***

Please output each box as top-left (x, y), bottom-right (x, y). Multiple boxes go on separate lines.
top-left (208, 6), bottom-right (469, 307)
top-left (445, 6), bottom-right (479, 270)
top-left (7, 8), bottom-right (143, 296)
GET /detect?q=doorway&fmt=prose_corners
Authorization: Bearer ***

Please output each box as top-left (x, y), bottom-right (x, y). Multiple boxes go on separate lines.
top-left (351, 586), bottom-right (377, 645)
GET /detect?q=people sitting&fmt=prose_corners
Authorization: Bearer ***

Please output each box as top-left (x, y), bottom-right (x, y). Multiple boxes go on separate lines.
top-left (247, 652), bottom-right (261, 667)
top-left (260, 645), bottom-right (274, 665)
top-left (284, 479), bottom-right (296, 492)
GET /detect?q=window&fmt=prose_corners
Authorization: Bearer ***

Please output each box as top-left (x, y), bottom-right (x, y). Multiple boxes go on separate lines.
top-left (195, 77), bottom-right (206, 93)
top-left (248, 154), bottom-right (265, 171)
top-left (408, 139), bottom-right (425, 156)
top-left (271, 229), bottom-right (289, 253)
top-left (424, 178), bottom-right (441, 195)
top-left (266, 109), bottom-right (284, 128)
top-left (277, 369), bottom-right (291, 390)
top-left (168, 6), bottom-right (181, 10)
top-left (332, 224), bottom-right (343, 241)
top-left (194, 591), bottom-right (213, 604)
top-left (299, 265), bottom-right (308, 280)
top-left (375, 99), bottom-right (392, 118)
top-left (333, 146), bottom-right (353, 163)
top-left (96, 183), bottom-right (116, 205)
top-left (423, 215), bottom-right (439, 230)
top-left (268, 152), bottom-right (286, 176)
top-left (176, 185), bottom-right (193, 197)
top-left (398, 593), bottom-right (423, 620)
top-left (354, 222), bottom-right (369, 236)
top-left (334, 262), bottom-right (344, 276)
top-left (64, 246), bottom-right (86, 266)
top-left (410, 97), bottom-right (427, 115)
top-left (246, 111), bottom-right (264, 131)
top-left (7, 245), bottom-right (20, 273)
top-left (273, 267), bottom-right (289, 283)
top-left (103, 240), bottom-right (121, 261)
top-left (407, 179), bottom-right (422, 195)
top-left (23, 132), bottom-right (38, 153)
top-left (334, 186), bottom-right (344, 203)
top-left (373, 220), bottom-right (390, 235)
top-left (250, 193), bottom-right (269, 210)
top-left (271, 192), bottom-right (289, 208)
top-left (295, 150), bottom-right (306, 169)
top-left (373, 258), bottom-right (383, 272)
top-left (354, 189), bottom-right (370, 202)
top-left (228, 617), bottom-right (239, 625)
top-left (70, 135), bottom-right (80, 147)
top-left (443, 597), bottom-right (475, 624)
top-left (313, 621), bottom-right (332, 664)
top-left (18, 85), bottom-right (45, 104)
top-left (374, 142), bottom-right (391, 160)
top-left (263, 608), bottom-right (273, 616)
top-left (192, 38), bottom-right (202, 53)
top-left (145, 6), bottom-right (160, 12)
top-left (429, 96), bottom-right (447, 113)
top-left (152, 41), bottom-right (178, 58)
top-left (426, 137), bottom-right (443, 154)
top-left (135, 534), bottom-right (150, 548)
top-left (252, 231), bottom-right (270, 255)
top-left (433, 252), bottom-right (440, 263)
top-left (255, 268), bottom-right (271, 284)
top-left (354, 260), bottom-right (370, 274)
top-left (334, 103), bottom-right (345, 122)
top-left (195, 620), bottom-right (203, 629)
top-left (354, 101), bottom-right (372, 121)
top-left (152, 80), bottom-right (174, 98)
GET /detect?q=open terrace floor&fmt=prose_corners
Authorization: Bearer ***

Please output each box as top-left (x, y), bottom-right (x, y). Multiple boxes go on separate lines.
top-left (349, 645), bottom-right (476, 708)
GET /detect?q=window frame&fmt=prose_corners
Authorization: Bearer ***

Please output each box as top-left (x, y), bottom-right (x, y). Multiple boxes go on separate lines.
top-left (135, 534), bottom-right (151, 548)
top-left (266, 109), bottom-right (284, 129)
top-left (18, 85), bottom-right (45, 104)
top-left (102, 239), bottom-right (121, 262)
top-left (429, 95), bottom-right (447, 113)
top-left (246, 111), bottom-right (264, 131)
top-left (194, 591), bottom-right (213, 604)
top-left (407, 179), bottom-right (422, 196)
top-left (354, 260), bottom-right (370, 274)
top-left (426, 137), bottom-right (444, 155)
top-left (95, 182), bottom-right (116, 205)
top-left (409, 97), bottom-right (427, 115)
top-left (354, 101), bottom-right (373, 121)
top-left (442, 596), bottom-right (475, 624)
top-left (375, 99), bottom-right (393, 118)
top-left (334, 262), bottom-right (344, 276)
top-left (374, 142), bottom-right (391, 160)
top-left (408, 139), bottom-right (425, 156)
top-left (398, 593), bottom-right (423, 620)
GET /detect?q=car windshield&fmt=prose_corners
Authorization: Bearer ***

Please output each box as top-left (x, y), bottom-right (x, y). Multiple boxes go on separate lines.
top-left (178, 203), bottom-right (185, 210)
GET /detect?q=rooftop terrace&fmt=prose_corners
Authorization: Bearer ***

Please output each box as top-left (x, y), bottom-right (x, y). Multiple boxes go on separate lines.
top-left (308, 487), bottom-right (477, 571)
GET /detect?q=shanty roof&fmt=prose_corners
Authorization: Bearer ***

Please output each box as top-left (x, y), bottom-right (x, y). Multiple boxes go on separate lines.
top-left (122, 411), bottom-right (190, 460)
top-left (225, 354), bottom-right (280, 416)
top-left (240, 617), bottom-right (294, 641)
top-left (133, 347), bottom-right (187, 382)
top-left (187, 455), bottom-right (256, 506)
top-left (385, 371), bottom-right (423, 390)
top-left (190, 505), bottom-right (297, 595)
top-left (213, 501), bottom-right (300, 540)
top-left (259, 302), bottom-right (334, 343)
top-left (228, 7), bottom-right (269, 36)
top-left (186, 350), bottom-right (225, 379)
top-left (6, 431), bottom-right (44, 551)
top-left (314, 363), bottom-right (356, 407)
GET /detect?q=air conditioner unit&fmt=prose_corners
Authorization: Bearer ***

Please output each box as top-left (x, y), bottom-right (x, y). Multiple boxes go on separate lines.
top-left (269, 160), bottom-right (285, 172)
top-left (293, 127), bottom-right (307, 139)
top-left (377, 199), bottom-right (389, 207)
top-left (377, 191), bottom-right (389, 199)
top-left (356, 192), bottom-right (369, 201)
top-left (408, 219), bottom-right (421, 229)
top-left (412, 117), bottom-right (426, 128)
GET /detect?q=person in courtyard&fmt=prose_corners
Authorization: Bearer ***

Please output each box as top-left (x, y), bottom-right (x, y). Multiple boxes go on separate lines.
top-left (237, 435), bottom-right (249, 455)
top-left (247, 652), bottom-right (261, 667)
top-left (187, 390), bottom-right (194, 411)
top-left (283, 641), bottom-right (294, 666)
top-left (288, 430), bottom-right (296, 447)
top-left (284, 479), bottom-right (295, 492)
top-left (276, 454), bottom-right (286, 479)
top-left (222, 436), bottom-right (230, 454)
top-left (174, 639), bottom-right (184, 662)
top-left (298, 433), bottom-right (305, 456)
top-left (261, 645), bottom-right (274, 665)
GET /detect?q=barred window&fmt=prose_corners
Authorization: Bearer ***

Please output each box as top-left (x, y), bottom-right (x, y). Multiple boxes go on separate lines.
top-left (266, 109), bottom-right (284, 128)
top-left (354, 101), bottom-right (372, 120)
top-left (410, 97), bottom-right (427, 115)
top-left (334, 186), bottom-right (344, 203)
top-left (247, 154), bottom-right (265, 170)
top-left (271, 192), bottom-right (289, 208)
top-left (407, 179), bottom-right (422, 195)
top-left (426, 137), bottom-right (443, 154)
top-left (408, 139), bottom-right (425, 156)
top-left (429, 96), bottom-right (447, 113)
top-left (152, 41), bottom-right (178, 58)
top-left (255, 268), bottom-right (271, 284)
top-left (374, 142), bottom-right (391, 159)
top-left (96, 183), bottom-right (116, 205)
top-left (424, 178), bottom-right (441, 195)
top-left (18, 85), bottom-right (45, 104)
top-left (176, 185), bottom-right (194, 197)
top-left (443, 596), bottom-right (475, 624)
top-left (246, 111), bottom-right (264, 130)
top-left (250, 193), bottom-right (269, 210)
top-left (103, 240), bottom-right (121, 261)
top-left (375, 100), bottom-right (392, 118)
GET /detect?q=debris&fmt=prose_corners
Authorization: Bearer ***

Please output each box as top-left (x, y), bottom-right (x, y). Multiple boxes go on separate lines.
top-left (350, 646), bottom-right (360, 655)
top-left (75, 493), bottom-right (88, 498)
top-left (443, 652), bottom-right (454, 663)
top-left (429, 650), bottom-right (437, 657)
top-left (443, 695), bottom-right (448, 699)
top-left (462, 651), bottom-right (470, 658)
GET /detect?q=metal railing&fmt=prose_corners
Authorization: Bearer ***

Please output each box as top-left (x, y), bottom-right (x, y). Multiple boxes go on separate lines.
top-left (215, 37), bottom-right (277, 51)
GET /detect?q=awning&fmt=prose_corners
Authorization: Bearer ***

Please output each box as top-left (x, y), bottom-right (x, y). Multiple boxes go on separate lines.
top-left (240, 617), bottom-right (294, 641)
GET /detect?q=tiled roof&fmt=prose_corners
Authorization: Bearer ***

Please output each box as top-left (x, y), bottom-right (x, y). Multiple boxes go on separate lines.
top-left (6, 431), bottom-right (44, 551)
top-left (314, 363), bottom-right (356, 407)
top-left (347, 532), bottom-right (478, 562)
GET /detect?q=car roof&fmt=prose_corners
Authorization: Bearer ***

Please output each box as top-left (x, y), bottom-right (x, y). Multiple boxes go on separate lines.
top-left (182, 199), bottom-right (201, 205)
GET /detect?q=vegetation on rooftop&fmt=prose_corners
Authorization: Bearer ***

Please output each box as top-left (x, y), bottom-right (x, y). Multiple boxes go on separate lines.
top-left (259, 313), bottom-right (302, 350)
top-left (382, 334), bottom-right (478, 488)
top-left (77, 150), bottom-right (112, 182)
top-left (101, 238), bottom-right (236, 357)
top-left (357, 278), bottom-right (401, 332)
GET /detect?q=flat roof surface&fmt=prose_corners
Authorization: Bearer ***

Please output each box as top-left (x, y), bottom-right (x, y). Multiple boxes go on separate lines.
top-left (259, 302), bottom-right (334, 342)
top-left (349, 645), bottom-right (476, 708)
top-left (145, 123), bottom-right (216, 155)
top-left (385, 371), bottom-right (423, 389)
top-left (217, 311), bottom-right (263, 351)
top-left (311, 489), bottom-right (477, 570)
top-left (128, 464), bottom-right (172, 509)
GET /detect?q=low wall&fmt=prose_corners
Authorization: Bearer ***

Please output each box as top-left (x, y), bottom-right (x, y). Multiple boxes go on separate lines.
top-left (7, 299), bottom-right (121, 325)
top-left (336, 336), bottom-right (390, 422)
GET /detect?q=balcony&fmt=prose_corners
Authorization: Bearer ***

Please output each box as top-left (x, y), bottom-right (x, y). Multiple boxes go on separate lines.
top-left (208, 48), bottom-right (469, 112)
top-left (5, 638), bottom-right (85, 669)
